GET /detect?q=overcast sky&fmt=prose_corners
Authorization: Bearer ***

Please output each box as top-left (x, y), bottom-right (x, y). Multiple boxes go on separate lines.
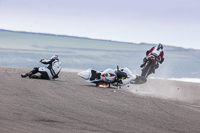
top-left (0, 0), bottom-right (200, 49)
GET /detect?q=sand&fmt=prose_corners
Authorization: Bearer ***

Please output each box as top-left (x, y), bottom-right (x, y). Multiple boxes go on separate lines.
top-left (0, 66), bottom-right (200, 133)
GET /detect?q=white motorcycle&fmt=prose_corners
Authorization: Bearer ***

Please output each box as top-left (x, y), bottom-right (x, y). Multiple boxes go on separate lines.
top-left (78, 66), bottom-right (146, 88)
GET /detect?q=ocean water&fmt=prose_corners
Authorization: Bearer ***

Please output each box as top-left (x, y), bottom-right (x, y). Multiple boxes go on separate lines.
top-left (168, 78), bottom-right (200, 83)
top-left (1, 30), bottom-right (200, 79)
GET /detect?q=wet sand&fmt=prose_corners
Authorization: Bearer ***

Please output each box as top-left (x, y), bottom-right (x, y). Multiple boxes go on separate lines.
top-left (0, 66), bottom-right (200, 133)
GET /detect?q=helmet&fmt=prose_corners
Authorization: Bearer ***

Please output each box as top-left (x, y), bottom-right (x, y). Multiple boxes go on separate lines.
top-left (51, 55), bottom-right (59, 61)
top-left (157, 43), bottom-right (163, 50)
top-left (101, 68), bottom-right (116, 83)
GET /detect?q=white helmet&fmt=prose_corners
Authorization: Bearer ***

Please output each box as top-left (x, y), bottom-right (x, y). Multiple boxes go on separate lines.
top-left (101, 68), bottom-right (116, 83)
top-left (51, 55), bottom-right (59, 61)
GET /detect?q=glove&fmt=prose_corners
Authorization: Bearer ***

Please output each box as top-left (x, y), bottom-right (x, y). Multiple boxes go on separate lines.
top-left (160, 58), bottom-right (164, 64)
top-left (40, 59), bottom-right (44, 62)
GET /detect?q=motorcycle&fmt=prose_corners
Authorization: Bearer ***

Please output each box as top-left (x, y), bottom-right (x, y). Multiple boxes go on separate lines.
top-left (78, 66), bottom-right (146, 88)
top-left (141, 54), bottom-right (159, 78)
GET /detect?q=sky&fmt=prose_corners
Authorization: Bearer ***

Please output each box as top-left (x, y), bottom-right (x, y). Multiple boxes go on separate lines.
top-left (0, 0), bottom-right (200, 49)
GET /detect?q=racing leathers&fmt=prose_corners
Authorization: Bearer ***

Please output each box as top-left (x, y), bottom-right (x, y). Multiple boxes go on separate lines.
top-left (21, 56), bottom-right (61, 79)
top-left (140, 44), bottom-right (164, 72)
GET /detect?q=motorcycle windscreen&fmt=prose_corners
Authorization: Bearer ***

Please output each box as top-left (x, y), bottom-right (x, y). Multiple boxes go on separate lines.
top-left (78, 69), bottom-right (92, 80)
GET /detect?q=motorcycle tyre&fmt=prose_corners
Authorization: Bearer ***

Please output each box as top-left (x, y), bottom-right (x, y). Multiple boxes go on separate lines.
top-left (141, 62), bottom-right (152, 78)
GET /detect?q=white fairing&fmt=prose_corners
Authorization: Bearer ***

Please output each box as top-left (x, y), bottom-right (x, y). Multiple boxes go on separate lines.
top-left (121, 67), bottom-right (136, 85)
top-left (112, 67), bottom-right (137, 86)
top-left (100, 68), bottom-right (116, 83)
top-left (78, 69), bottom-right (92, 80)
top-left (78, 67), bottom-right (137, 86)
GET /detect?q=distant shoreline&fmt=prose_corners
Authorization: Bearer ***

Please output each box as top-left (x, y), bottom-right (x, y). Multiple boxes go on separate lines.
top-left (1, 28), bottom-right (193, 50)
top-left (0, 29), bottom-right (139, 45)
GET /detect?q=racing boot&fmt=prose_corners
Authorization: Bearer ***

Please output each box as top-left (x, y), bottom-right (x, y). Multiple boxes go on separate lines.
top-left (152, 63), bottom-right (159, 74)
top-left (29, 74), bottom-right (41, 79)
top-left (140, 57), bottom-right (147, 68)
top-left (21, 73), bottom-right (27, 78)
top-left (152, 69), bottom-right (155, 74)
top-left (21, 72), bottom-right (32, 78)
top-left (140, 63), bottom-right (145, 68)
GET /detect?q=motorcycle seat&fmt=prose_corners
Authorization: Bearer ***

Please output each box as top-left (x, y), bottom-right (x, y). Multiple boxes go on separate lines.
top-left (90, 70), bottom-right (101, 80)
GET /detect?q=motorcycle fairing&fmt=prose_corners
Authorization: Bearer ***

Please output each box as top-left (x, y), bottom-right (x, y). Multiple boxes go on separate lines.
top-left (100, 68), bottom-right (116, 83)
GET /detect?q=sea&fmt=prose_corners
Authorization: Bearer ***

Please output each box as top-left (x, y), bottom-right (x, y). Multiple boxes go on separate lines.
top-left (1, 29), bottom-right (200, 82)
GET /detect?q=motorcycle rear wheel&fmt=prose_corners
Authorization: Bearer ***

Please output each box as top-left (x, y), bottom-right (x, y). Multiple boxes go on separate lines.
top-left (141, 62), bottom-right (152, 78)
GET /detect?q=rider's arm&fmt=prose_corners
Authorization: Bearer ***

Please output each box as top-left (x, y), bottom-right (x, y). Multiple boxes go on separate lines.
top-left (146, 47), bottom-right (155, 55)
top-left (40, 59), bottom-right (55, 64)
top-left (159, 51), bottom-right (164, 64)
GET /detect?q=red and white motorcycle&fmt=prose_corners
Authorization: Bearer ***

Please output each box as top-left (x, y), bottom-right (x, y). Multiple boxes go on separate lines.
top-left (141, 54), bottom-right (159, 78)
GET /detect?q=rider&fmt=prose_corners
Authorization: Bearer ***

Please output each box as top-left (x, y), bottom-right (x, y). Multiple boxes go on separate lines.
top-left (140, 43), bottom-right (164, 72)
top-left (21, 55), bottom-right (61, 79)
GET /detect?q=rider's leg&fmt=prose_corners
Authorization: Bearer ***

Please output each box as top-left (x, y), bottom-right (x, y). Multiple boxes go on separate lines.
top-left (21, 67), bottom-right (39, 78)
top-left (152, 63), bottom-right (159, 73)
top-left (140, 57), bottom-right (147, 68)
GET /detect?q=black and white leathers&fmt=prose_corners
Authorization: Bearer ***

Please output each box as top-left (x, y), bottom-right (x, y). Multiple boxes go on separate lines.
top-left (39, 58), bottom-right (61, 79)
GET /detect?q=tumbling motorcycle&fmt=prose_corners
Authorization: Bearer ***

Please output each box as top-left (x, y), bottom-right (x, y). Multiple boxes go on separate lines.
top-left (78, 66), bottom-right (146, 88)
top-left (141, 54), bottom-right (158, 78)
